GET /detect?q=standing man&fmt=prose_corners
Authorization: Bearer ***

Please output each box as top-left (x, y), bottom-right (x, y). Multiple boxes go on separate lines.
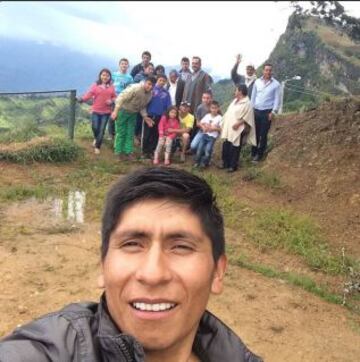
top-left (166, 69), bottom-right (185, 107)
top-left (179, 56), bottom-right (192, 82)
top-left (110, 76), bottom-right (156, 160)
top-left (231, 54), bottom-right (257, 99)
top-left (130, 50), bottom-right (153, 78)
top-left (182, 56), bottom-right (213, 115)
top-left (142, 74), bottom-right (172, 159)
top-left (108, 58), bottom-right (134, 140)
top-left (250, 62), bottom-right (280, 162)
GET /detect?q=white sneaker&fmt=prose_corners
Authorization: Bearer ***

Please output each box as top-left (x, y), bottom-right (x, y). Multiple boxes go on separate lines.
top-left (94, 148), bottom-right (100, 154)
top-left (92, 140), bottom-right (96, 147)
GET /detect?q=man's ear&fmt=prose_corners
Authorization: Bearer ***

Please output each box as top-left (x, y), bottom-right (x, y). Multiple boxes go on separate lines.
top-left (97, 264), bottom-right (105, 289)
top-left (211, 254), bottom-right (227, 295)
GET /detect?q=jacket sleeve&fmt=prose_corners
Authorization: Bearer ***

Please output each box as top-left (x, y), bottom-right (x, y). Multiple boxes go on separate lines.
top-left (231, 63), bottom-right (241, 84)
top-left (81, 84), bottom-right (96, 102)
top-left (0, 314), bottom-right (78, 362)
top-left (115, 85), bottom-right (136, 110)
top-left (250, 81), bottom-right (257, 107)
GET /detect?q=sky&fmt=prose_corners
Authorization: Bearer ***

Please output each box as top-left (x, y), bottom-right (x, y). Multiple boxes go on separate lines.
top-left (0, 1), bottom-right (360, 78)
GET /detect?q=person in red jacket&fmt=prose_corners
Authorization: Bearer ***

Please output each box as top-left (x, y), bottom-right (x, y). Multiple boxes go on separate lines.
top-left (153, 106), bottom-right (180, 165)
top-left (78, 68), bottom-right (116, 154)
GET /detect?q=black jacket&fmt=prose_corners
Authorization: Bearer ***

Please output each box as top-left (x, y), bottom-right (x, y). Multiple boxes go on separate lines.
top-left (166, 78), bottom-right (185, 108)
top-left (0, 296), bottom-right (263, 362)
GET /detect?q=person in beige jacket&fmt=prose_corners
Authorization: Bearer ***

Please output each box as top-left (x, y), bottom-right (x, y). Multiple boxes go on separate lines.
top-left (220, 84), bottom-right (256, 172)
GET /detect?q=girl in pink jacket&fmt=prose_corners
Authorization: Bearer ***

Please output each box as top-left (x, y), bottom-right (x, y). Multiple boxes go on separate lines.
top-left (78, 68), bottom-right (116, 154)
top-left (153, 106), bottom-right (180, 165)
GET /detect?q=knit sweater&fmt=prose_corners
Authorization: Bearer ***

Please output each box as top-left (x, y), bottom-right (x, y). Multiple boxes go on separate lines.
top-left (81, 83), bottom-right (116, 114)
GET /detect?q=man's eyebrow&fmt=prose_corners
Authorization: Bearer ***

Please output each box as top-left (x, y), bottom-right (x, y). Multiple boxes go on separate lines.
top-left (112, 230), bottom-right (204, 243)
top-left (165, 231), bottom-right (204, 243)
top-left (112, 230), bottom-right (149, 240)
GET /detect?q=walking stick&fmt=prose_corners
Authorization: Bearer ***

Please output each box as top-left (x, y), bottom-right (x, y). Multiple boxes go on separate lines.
top-left (140, 118), bottom-right (145, 153)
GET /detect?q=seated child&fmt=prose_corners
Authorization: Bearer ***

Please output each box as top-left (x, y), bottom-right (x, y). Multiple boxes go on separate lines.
top-left (153, 106), bottom-right (180, 166)
top-left (193, 101), bottom-right (222, 169)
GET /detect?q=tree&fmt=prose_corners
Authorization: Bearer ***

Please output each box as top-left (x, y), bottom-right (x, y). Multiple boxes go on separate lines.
top-left (289, 1), bottom-right (360, 41)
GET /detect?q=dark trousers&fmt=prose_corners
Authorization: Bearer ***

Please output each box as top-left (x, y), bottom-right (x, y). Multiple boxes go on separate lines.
top-left (91, 112), bottom-right (110, 149)
top-left (135, 113), bottom-right (143, 138)
top-left (142, 115), bottom-right (161, 156)
top-left (107, 118), bottom-right (115, 137)
top-left (222, 140), bottom-right (241, 170)
top-left (251, 109), bottom-right (272, 159)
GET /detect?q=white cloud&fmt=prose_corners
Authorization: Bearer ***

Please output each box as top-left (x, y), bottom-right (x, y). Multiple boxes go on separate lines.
top-left (0, 1), bottom-right (359, 78)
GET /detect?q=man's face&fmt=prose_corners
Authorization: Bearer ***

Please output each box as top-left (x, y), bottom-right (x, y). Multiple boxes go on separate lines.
top-left (246, 66), bottom-right (255, 77)
top-left (144, 65), bottom-right (154, 75)
top-left (201, 93), bottom-right (212, 106)
top-left (181, 60), bottom-right (190, 72)
top-left (169, 72), bottom-right (178, 83)
top-left (263, 65), bottom-right (272, 79)
top-left (191, 58), bottom-right (201, 73)
top-left (119, 61), bottom-right (129, 73)
top-left (142, 54), bottom-right (151, 66)
top-left (156, 77), bottom-right (167, 88)
top-left (143, 80), bottom-right (154, 92)
top-left (100, 199), bottom-right (226, 352)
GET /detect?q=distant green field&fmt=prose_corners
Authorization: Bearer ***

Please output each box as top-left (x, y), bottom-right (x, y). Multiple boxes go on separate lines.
top-left (0, 95), bottom-right (91, 143)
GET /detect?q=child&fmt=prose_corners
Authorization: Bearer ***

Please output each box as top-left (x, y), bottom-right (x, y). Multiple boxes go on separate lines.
top-left (109, 58), bottom-right (134, 139)
top-left (142, 74), bottom-right (172, 159)
top-left (193, 101), bottom-right (222, 169)
top-left (78, 68), bottom-right (116, 154)
top-left (153, 106), bottom-right (180, 166)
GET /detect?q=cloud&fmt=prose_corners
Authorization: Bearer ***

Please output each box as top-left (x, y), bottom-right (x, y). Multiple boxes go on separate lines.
top-left (0, 1), bottom-right (359, 78)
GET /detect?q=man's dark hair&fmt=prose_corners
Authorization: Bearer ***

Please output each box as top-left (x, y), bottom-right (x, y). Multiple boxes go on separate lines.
top-left (144, 75), bottom-right (157, 85)
top-left (210, 100), bottom-right (220, 107)
top-left (192, 56), bottom-right (202, 64)
top-left (181, 57), bottom-right (190, 63)
top-left (142, 50), bottom-right (151, 59)
top-left (237, 84), bottom-right (248, 96)
top-left (119, 58), bottom-right (129, 64)
top-left (101, 167), bottom-right (225, 262)
top-left (263, 62), bottom-right (273, 68)
top-left (203, 90), bottom-right (213, 97)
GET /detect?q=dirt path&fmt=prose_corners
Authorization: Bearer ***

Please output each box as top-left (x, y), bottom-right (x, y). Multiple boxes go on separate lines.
top-left (1, 195), bottom-right (359, 361)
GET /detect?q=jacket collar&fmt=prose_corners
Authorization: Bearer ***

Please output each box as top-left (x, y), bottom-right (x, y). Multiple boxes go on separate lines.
top-left (96, 294), bottom-right (261, 362)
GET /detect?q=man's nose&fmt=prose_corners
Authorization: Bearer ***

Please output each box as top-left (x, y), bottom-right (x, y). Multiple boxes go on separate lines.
top-left (135, 244), bottom-right (172, 286)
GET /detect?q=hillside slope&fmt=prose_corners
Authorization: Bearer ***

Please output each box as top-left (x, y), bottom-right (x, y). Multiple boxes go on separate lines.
top-left (266, 97), bottom-right (360, 256)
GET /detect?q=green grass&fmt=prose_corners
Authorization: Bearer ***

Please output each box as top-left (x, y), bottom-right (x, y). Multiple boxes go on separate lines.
top-left (234, 255), bottom-right (344, 306)
top-left (0, 137), bottom-right (83, 164)
top-left (243, 209), bottom-right (348, 275)
top-left (242, 167), bottom-right (282, 189)
top-left (0, 184), bottom-right (53, 202)
top-left (0, 121), bottom-right (46, 144)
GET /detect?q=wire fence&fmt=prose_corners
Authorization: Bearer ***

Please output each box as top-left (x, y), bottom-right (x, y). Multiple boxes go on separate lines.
top-left (0, 90), bottom-right (78, 143)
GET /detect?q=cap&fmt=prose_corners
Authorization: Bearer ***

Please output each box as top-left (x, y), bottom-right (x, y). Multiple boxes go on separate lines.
top-left (246, 62), bottom-right (255, 68)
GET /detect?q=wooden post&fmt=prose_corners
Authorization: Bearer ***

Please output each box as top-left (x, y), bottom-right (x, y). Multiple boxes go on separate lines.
top-left (69, 90), bottom-right (77, 139)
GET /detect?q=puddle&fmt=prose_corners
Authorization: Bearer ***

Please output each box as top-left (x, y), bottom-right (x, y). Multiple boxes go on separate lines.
top-left (52, 191), bottom-right (86, 224)
top-left (2, 190), bottom-right (86, 231)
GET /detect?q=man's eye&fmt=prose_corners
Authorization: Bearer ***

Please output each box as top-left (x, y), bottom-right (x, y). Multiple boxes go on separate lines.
top-left (121, 241), bottom-right (142, 249)
top-left (173, 244), bottom-right (195, 253)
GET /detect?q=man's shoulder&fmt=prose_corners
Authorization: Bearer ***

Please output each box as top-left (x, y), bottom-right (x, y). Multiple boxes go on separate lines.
top-left (197, 311), bottom-right (263, 361)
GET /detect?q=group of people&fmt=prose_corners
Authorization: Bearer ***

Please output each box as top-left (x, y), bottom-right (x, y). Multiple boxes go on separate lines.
top-left (78, 51), bottom-right (281, 171)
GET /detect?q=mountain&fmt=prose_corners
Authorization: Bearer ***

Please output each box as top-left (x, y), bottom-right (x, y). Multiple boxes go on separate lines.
top-left (0, 37), bottom-right (117, 94)
top-left (213, 13), bottom-right (360, 113)
top-left (0, 37), bottom-right (219, 96)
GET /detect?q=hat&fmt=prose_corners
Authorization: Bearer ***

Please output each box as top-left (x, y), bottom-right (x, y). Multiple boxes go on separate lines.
top-left (246, 62), bottom-right (255, 68)
top-left (180, 101), bottom-right (191, 107)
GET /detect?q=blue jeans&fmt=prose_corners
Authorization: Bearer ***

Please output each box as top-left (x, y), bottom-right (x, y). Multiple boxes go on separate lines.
top-left (195, 134), bottom-right (216, 166)
top-left (190, 131), bottom-right (204, 153)
top-left (91, 112), bottom-right (110, 148)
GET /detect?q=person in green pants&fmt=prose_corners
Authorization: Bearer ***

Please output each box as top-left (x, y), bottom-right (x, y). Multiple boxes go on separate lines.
top-left (111, 76), bottom-right (156, 160)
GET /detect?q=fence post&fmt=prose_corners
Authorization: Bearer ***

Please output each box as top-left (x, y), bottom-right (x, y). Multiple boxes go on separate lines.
top-left (69, 90), bottom-right (77, 140)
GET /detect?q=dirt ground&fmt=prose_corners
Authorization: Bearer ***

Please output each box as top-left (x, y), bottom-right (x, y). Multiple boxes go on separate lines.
top-left (1, 99), bottom-right (360, 361)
